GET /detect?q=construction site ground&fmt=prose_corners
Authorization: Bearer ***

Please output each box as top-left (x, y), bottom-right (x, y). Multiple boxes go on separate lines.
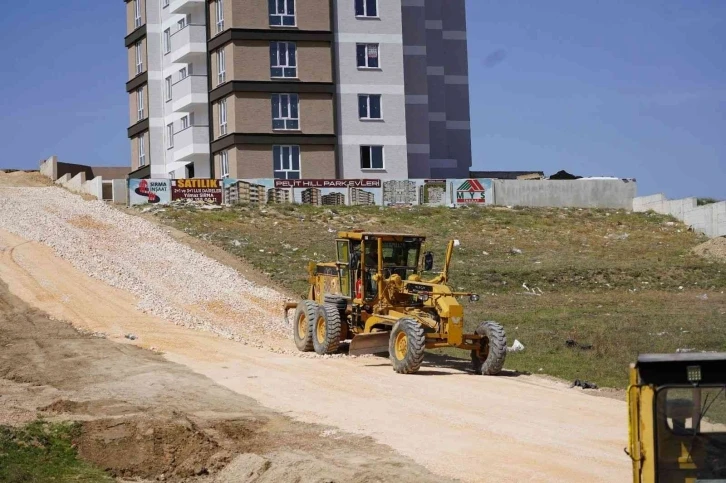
top-left (0, 171), bottom-right (669, 482)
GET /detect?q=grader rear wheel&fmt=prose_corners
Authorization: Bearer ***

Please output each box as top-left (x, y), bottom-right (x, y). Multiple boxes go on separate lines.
top-left (293, 300), bottom-right (318, 352)
top-left (389, 318), bottom-right (426, 374)
top-left (471, 321), bottom-right (507, 375)
top-left (313, 304), bottom-right (342, 355)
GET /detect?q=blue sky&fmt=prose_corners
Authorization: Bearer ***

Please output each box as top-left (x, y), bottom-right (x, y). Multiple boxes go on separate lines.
top-left (0, 0), bottom-right (723, 198)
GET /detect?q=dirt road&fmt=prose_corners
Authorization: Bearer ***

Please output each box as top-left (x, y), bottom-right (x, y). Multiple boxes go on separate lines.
top-left (0, 177), bottom-right (631, 482)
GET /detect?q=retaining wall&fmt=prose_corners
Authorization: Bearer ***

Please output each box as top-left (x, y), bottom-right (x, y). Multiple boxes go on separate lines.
top-left (39, 155), bottom-right (129, 201)
top-left (633, 194), bottom-right (726, 238)
top-left (112, 179), bottom-right (128, 205)
top-left (493, 179), bottom-right (637, 209)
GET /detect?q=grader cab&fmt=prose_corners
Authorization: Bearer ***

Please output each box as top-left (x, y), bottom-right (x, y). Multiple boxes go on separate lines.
top-left (627, 353), bottom-right (726, 482)
top-left (283, 231), bottom-right (507, 374)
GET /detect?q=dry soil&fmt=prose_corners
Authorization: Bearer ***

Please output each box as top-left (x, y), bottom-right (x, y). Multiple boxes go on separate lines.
top-left (0, 173), bottom-right (632, 482)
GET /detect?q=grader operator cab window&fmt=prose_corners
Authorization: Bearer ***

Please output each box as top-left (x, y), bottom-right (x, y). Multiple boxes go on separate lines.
top-left (654, 386), bottom-right (726, 481)
top-left (336, 239), bottom-right (352, 297)
top-left (360, 239), bottom-right (421, 301)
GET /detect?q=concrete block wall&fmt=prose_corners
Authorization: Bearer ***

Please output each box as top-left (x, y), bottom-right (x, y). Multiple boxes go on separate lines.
top-left (112, 179), bottom-right (128, 205)
top-left (40, 155), bottom-right (59, 180)
top-left (492, 179), bottom-right (637, 209)
top-left (633, 194), bottom-right (726, 238)
top-left (40, 155), bottom-right (129, 202)
top-left (84, 177), bottom-right (104, 199)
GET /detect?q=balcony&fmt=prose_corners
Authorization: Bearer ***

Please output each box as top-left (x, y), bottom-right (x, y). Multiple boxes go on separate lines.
top-left (172, 75), bottom-right (208, 112)
top-left (173, 126), bottom-right (210, 163)
top-left (169, 0), bottom-right (205, 14)
top-left (169, 25), bottom-right (207, 64)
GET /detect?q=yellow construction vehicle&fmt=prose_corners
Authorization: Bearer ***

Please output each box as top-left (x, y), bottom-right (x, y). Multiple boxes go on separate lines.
top-left (283, 231), bottom-right (507, 374)
top-left (627, 353), bottom-right (726, 482)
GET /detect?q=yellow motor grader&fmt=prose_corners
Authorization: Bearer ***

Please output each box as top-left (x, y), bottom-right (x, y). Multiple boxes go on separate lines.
top-left (627, 352), bottom-right (726, 482)
top-left (283, 231), bottom-right (507, 374)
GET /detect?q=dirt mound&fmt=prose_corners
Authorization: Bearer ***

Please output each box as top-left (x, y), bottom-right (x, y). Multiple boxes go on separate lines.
top-left (0, 170), bottom-right (52, 187)
top-left (693, 236), bottom-right (726, 261)
top-left (76, 413), bottom-right (257, 480)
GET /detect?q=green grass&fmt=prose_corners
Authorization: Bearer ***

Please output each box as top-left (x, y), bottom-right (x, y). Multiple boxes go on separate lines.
top-left (0, 420), bottom-right (113, 483)
top-left (150, 203), bottom-right (726, 389)
top-left (697, 197), bottom-right (720, 206)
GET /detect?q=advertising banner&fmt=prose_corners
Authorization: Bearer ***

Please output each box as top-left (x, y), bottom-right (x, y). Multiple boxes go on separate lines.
top-left (450, 178), bottom-right (494, 205)
top-left (128, 179), bottom-right (171, 205)
top-left (220, 178), bottom-right (493, 207)
top-left (171, 179), bottom-right (222, 204)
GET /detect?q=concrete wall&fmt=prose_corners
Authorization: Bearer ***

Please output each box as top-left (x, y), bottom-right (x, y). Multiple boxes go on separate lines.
top-left (40, 155), bottom-right (58, 179)
top-left (493, 179), bottom-right (637, 209)
top-left (633, 194), bottom-right (726, 238)
top-left (40, 155), bottom-right (129, 201)
top-left (84, 177), bottom-right (104, 200)
top-left (112, 180), bottom-right (128, 204)
top-left (39, 156), bottom-right (129, 182)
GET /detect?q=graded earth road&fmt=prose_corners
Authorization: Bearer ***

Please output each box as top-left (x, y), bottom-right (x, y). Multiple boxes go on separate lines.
top-left (0, 175), bottom-right (631, 482)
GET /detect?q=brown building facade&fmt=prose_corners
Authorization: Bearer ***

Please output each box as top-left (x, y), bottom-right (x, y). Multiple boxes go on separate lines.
top-left (207, 0), bottom-right (337, 180)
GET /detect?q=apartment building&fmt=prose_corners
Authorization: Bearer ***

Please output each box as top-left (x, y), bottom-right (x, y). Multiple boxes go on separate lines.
top-left (349, 187), bottom-right (375, 205)
top-left (126, 0), bottom-right (472, 180)
top-left (301, 187), bottom-right (322, 205)
top-left (125, 0), bottom-right (210, 179)
top-left (322, 192), bottom-right (346, 205)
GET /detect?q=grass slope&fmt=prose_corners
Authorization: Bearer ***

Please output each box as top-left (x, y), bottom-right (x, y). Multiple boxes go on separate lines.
top-left (153, 204), bottom-right (726, 388)
top-left (0, 421), bottom-right (113, 482)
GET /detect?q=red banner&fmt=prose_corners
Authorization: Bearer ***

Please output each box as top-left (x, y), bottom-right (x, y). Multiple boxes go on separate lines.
top-left (171, 179), bottom-right (222, 204)
top-left (274, 179), bottom-right (382, 189)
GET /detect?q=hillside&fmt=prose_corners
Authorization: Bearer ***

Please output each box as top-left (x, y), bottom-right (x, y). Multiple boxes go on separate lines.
top-left (150, 203), bottom-right (726, 388)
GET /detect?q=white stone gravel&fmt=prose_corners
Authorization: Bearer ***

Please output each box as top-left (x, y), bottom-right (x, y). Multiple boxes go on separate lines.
top-left (0, 186), bottom-right (291, 350)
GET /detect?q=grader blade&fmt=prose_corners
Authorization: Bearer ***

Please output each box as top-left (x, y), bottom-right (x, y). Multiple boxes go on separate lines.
top-left (349, 332), bottom-right (390, 356)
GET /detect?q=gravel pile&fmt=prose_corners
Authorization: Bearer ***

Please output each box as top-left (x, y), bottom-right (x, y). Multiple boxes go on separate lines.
top-left (0, 186), bottom-right (291, 350)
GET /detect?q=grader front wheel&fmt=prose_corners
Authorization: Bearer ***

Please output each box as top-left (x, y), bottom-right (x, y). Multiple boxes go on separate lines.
top-left (293, 300), bottom-right (318, 352)
top-left (313, 304), bottom-right (342, 355)
top-left (389, 318), bottom-right (426, 374)
top-left (471, 321), bottom-right (507, 375)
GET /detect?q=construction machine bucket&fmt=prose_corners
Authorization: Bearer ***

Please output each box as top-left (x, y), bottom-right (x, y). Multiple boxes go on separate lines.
top-left (349, 332), bottom-right (390, 356)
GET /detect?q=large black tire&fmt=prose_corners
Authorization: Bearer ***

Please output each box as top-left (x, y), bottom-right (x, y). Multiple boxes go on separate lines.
top-left (471, 321), bottom-right (507, 375)
top-left (313, 304), bottom-right (342, 355)
top-left (389, 318), bottom-right (426, 374)
top-left (323, 295), bottom-right (349, 341)
top-left (293, 300), bottom-right (318, 352)
top-left (323, 294), bottom-right (347, 311)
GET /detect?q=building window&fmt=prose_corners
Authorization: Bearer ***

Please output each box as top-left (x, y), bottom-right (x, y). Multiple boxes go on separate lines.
top-left (165, 76), bottom-right (172, 101)
top-left (220, 150), bottom-right (229, 177)
top-left (219, 98), bottom-right (227, 136)
top-left (163, 0), bottom-right (169, 7)
top-left (137, 87), bottom-right (144, 121)
top-left (355, 0), bottom-right (377, 17)
top-left (216, 0), bottom-right (224, 33)
top-left (138, 135), bottom-right (146, 166)
top-left (217, 49), bottom-right (226, 85)
top-left (271, 94), bottom-right (299, 130)
top-left (179, 67), bottom-right (188, 80)
top-left (135, 41), bottom-right (143, 75)
top-left (163, 28), bottom-right (171, 54)
top-left (177, 15), bottom-right (187, 31)
top-left (358, 94), bottom-right (382, 119)
top-left (270, 42), bottom-right (297, 78)
top-left (167, 123), bottom-right (174, 149)
top-left (356, 43), bottom-right (379, 68)
top-left (273, 145), bottom-right (300, 179)
top-left (360, 146), bottom-right (383, 169)
top-left (134, 0), bottom-right (142, 28)
top-left (181, 114), bottom-right (190, 130)
top-left (269, 0), bottom-right (295, 27)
